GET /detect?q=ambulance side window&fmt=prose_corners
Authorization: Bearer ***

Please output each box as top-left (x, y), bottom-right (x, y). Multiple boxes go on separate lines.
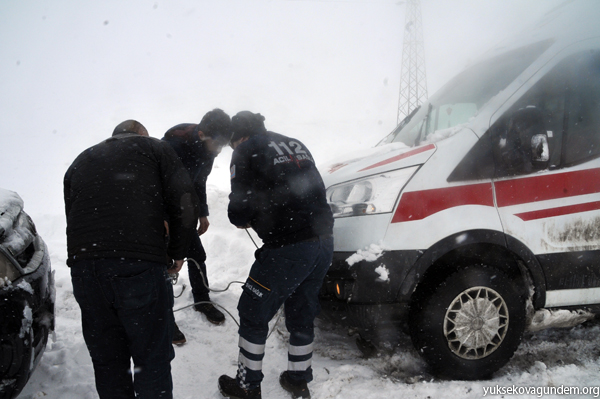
top-left (492, 49), bottom-right (600, 177)
top-left (492, 53), bottom-right (571, 177)
top-left (563, 50), bottom-right (600, 166)
top-left (447, 132), bottom-right (495, 182)
top-left (516, 68), bottom-right (567, 170)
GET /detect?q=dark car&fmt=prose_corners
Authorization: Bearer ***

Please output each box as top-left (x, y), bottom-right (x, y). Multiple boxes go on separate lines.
top-left (0, 188), bottom-right (54, 399)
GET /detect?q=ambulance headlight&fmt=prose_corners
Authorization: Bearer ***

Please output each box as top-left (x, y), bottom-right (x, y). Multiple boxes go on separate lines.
top-left (327, 166), bottom-right (419, 218)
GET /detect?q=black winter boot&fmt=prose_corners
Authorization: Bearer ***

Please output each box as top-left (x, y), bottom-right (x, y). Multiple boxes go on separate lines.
top-left (195, 303), bottom-right (226, 325)
top-left (218, 375), bottom-right (261, 399)
top-left (279, 371), bottom-right (310, 398)
top-left (172, 322), bottom-right (186, 345)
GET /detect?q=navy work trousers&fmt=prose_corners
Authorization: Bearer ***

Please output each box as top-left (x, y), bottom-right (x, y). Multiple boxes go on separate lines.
top-left (71, 258), bottom-right (175, 399)
top-left (236, 235), bottom-right (334, 389)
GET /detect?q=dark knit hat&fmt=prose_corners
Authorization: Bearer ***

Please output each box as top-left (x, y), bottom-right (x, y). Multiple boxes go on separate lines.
top-left (231, 111), bottom-right (267, 143)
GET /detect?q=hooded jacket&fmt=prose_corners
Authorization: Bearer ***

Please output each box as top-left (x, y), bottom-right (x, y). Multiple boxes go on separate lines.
top-left (64, 133), bottom-right (198, 266)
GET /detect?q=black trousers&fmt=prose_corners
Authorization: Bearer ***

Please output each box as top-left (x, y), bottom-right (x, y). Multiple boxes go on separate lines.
top-left (71, 258), bottom-right (175, 399)
top-left (186, 232), bottom-right (211, 303)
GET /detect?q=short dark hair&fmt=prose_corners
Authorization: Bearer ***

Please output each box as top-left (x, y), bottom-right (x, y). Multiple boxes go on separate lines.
top-left (231, 111), bottom-right (267, 143)
top-left (198, 109), bottom-right (232, 142)
top-left (165, 123), bottom-right (197, 137)
top-left (112, 120), bottom-right (148, 136)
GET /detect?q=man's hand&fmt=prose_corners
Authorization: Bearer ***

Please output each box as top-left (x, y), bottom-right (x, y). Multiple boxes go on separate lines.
top-left (197, 216), bottom-right (210, 235)
top-left (163, 220), bottom-right (170, 237)
top-left (168, 259), bottom-right (184, 274)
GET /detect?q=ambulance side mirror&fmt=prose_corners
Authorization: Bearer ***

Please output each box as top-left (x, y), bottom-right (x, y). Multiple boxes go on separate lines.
top-left (507, 107), bottom-right (549, 172)
top-left (531, 134), bottom-right (549, 163)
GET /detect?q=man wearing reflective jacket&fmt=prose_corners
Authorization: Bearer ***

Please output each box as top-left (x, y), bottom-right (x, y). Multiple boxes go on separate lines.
top-left (218, 111), bottom-right (333, 399)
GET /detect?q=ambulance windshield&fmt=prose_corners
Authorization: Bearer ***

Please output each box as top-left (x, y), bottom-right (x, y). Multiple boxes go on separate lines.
top-left (380, 39), bottom-right (553, 147)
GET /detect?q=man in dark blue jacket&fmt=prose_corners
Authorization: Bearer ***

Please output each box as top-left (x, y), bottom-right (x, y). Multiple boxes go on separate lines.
top-left (65, 120), bottom-right (198, 399)
top-left (218, 111), bottom-right (334, 399)
top-left (162, 109), bottom-right (232, 327)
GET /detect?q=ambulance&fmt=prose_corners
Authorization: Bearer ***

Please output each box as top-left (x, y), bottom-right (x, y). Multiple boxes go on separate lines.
top-left (318, 1), bottom-right (600, 379)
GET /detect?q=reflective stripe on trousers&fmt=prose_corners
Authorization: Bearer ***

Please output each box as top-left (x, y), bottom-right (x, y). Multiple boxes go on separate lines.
top-left (288, 342), bottom-right (313, 371)
top-left (237, 336), bottom-right (265, 389)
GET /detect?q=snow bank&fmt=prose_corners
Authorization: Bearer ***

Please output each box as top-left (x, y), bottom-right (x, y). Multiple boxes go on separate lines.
top-left (527, 309), bottom-right (595, 333)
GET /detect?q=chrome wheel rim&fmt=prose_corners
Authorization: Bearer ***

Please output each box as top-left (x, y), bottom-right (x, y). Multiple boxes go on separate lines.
top-left (443, 286), bottom-right (509, 360)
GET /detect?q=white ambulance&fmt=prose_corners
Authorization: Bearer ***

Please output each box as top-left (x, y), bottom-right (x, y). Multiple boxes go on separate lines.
top-left (318, 1), bottom-right (600, 379)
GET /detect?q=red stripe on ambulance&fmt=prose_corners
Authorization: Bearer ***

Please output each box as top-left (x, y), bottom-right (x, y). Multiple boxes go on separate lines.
top-left (392, 183), bottom-right (494, 223)
top-left (359, 144), bottom-right (435, 172)
top-left (494, 168), bottom-right (600, 206)
top-left (391, 168), bottom-right (600, 223)
top-left (514, 200), bottom-right (600, 221)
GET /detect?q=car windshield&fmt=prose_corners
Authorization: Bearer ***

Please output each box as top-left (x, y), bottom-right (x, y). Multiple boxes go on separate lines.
top-left (379, 39), bottom-right (554, 147)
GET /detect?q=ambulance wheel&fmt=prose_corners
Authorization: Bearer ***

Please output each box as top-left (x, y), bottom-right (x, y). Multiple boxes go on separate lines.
top-left (409, 265), bottom-right (525, 380)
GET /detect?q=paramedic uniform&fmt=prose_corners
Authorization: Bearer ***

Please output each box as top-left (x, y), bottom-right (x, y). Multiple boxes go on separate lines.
top-left (228, 130), bottom-right (334, 389)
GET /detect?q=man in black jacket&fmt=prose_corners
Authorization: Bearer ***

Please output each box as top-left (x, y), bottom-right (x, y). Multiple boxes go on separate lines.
top-left (64, 120), bottom-right (198, 399)
top-left (218, 112), bottom-right (334, 399)
top-left (162, 109), bottom-right (232, 326)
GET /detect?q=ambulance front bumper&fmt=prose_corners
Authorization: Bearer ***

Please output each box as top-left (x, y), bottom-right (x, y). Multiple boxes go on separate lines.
top-left (318, 250), bottom-right (421, 340)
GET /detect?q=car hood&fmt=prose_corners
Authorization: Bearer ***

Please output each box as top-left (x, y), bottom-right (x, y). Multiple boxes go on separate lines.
top-left (319, 142), bottom-right (436, 188)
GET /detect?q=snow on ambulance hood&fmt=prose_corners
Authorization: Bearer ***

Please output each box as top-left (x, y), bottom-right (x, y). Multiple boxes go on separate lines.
top-left (319, 142), bottom-right (436, 188)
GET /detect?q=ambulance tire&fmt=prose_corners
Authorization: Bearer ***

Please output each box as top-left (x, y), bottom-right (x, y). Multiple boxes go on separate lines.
top-left (409, 265), bottom-right (526, 380)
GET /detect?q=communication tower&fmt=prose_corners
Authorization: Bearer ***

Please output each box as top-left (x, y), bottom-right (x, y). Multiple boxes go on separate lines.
top-left (397, 0), bottom-right (428, 124)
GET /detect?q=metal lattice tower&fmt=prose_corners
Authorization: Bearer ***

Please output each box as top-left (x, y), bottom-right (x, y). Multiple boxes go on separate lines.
top-left (397, 0), bottom-right (428, 124)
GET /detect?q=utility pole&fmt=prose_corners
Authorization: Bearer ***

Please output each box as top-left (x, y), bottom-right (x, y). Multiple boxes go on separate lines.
top-left (397, 0), bottom-right (428, 124)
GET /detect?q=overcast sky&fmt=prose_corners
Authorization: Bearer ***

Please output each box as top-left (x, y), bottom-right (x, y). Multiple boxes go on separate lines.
top-left (0, 0), bottom-right (566, 214)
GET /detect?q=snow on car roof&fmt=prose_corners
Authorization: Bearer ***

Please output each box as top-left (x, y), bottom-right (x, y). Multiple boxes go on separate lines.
top-left (0, 188), bottom-right (24, 240)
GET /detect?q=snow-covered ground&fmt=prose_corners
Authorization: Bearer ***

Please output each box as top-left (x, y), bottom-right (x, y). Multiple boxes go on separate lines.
top-left (4, 1), bottom-right (599, 397)
top-left (17, 182), bottom-right (600, 399)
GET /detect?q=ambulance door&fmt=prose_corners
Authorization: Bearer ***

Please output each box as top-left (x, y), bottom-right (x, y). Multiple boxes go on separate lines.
top-left (491, 49), bottom-right (600, 307)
